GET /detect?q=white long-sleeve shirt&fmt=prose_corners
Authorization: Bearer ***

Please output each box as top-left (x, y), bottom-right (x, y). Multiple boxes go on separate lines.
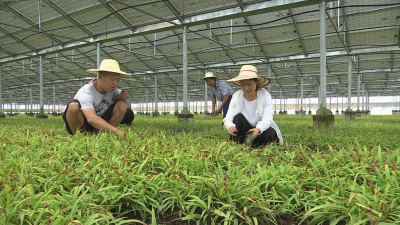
top-left (223, 88), bottom-right (283, 144)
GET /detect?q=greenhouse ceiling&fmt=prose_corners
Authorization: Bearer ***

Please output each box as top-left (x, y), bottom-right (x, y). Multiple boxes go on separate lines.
top-left (0, 0), bottom-right (399, 104)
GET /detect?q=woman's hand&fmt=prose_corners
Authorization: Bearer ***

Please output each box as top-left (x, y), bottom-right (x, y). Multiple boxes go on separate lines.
top-left (248, 128), bottom-right (260, 137)
top-left (228, 126), bottom-right (237, 136)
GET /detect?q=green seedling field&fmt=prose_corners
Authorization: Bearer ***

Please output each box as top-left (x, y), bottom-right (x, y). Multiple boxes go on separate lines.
top-left (1, 115), bottom-right (400, 225)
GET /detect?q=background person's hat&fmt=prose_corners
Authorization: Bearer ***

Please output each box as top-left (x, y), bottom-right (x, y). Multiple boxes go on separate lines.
top-left (227, 65), bottom-right (271, 86)
top-left (203, 72), bottom-right (217, 80)
top-left (87, 59), bottom-right (130, 76)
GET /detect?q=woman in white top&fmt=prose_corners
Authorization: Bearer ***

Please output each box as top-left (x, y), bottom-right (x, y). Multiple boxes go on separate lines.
top-left (223, 65), bottom-right (283, 147)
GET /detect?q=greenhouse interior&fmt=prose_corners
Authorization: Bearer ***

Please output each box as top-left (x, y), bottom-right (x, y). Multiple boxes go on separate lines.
top-left (0, 0), bottom-right (400, 224)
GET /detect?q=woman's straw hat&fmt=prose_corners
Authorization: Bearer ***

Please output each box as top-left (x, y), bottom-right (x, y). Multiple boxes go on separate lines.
top-left (87, 59), bottom-right (130, 76)
top-left (227, 65), bottom-right (271, 86)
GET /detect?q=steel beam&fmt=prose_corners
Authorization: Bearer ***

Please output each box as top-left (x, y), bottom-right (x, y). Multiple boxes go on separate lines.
top-left (98, 0), bottom-right (133, 31)
top-left (2, 3), bottom-right (62, 45)
top-left (1, 0), bottom-right (337, 64)
top-left (43, 0), bottom-right (94, 35)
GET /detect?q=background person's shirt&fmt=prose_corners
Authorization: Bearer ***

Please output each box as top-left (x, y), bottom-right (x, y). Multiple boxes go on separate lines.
top-left (210, 80), bottom-right (234, 101)
top-left (74, 79), bottom-right (121, 117)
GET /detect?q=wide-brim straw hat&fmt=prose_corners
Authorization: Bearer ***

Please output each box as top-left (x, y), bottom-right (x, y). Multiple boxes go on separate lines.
top-left (203, 72), bottom-right (217, 80)
top-left (227, 65), bottom-right (271, 86)
top-left (86, 59), bottom-right (130, 76)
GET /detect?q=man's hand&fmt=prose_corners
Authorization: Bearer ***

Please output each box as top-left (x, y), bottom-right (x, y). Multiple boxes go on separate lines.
top-left (211, 110), bottom-right (218, 116)
top-left (117, 90), bottom-right (130, 101)
top-left (228, 126), bottom-right (237, 136)
top-left (114, 129), bottom-right (126, 137)
top-left (216, 108), bottom-right (222, 114)
top-left (248, 128), bottom-right (261, 138)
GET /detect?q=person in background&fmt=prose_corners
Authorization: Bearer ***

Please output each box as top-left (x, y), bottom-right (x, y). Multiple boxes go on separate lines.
top-left (62, 59), bottom-right (134, 136)
top-left (203, 72), bottom-right (234, 118)
top-left (223, 65), bottom-right (283, 147)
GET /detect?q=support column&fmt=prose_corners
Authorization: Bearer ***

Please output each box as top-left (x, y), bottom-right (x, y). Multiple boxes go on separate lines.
top-left (204, 81), bottom-right (209, 114)
top-left (97, 42), bottom-right (101, 68)
top-left (284, 98), bottom-right (287, 114)
top-left (300, 77), bottom-right (304, 110)
top-left (178, 25), bottom-right (194, 122)
top-left (30, 86), bottom-right (33, 114)
top-left (0, 67), bottom-right (4, 118)
top-left (146, 89), bottom-right (149, 114)
top-left (335, 95), bottom-right (339, 115)
top-left (52, 84), bottom-right (56, 114)
top-left (308, 97), bottom-right (312, 115)
top-left (188, 93), bottom-right (190, 112)
top-left (356, 73), bottom-right (361, 117)
top-left (319, 0), bottom-right (327, 109)
top-left (195, 99), bottom-right (198, 114)
top-left (10, 91), bottom-right (13, 114)
top-left (361, 83), bottom-right (365, 114)
top-left (366, 91), bottom-right (370, 115)
top-left (267, 64), bottom-right (272, 94)
top-left (341, 94), bottom-right (344, 114)
top-left (175, 87), bottom-right (179, 115)
top-left (279, 89), bottom-right (283, 114)
top-left (313, 0), bottom-right (334, 129)
top-left (299, 77), bottom-right (305, 116)
top-left (37, 56), bottom-right (47, 118)
top-left (153, 74), bottom-right (159, 116)
top-left (344, 56), bottom-right (355, 119)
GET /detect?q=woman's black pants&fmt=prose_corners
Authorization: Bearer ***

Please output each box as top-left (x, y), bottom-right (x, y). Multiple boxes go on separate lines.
top-left (230, 113), bottom-right (278, 147)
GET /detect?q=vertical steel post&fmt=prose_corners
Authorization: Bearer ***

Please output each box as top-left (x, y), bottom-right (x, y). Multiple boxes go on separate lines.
top-left (39, 56), bottom-right (44, 115)
top-left (268, 64), bottom-right (272, 93)
top-left (362, 83), bottom-right (365, 111)
top-left (146, 89), bottom-right (149, 113)
top-left (319, 0), bottom-right (327, 108)
top-left (53, 84), bottom-right (55, 112)
top-left (279, 89), bottom-right (282, 111)
top-left (204, 81), bottom-right (208, 112)
top-left (300, 77), bottom-right (304, 110)
top-left (0, 67), bottom-right (3, 114)
top-left (30, 86), bottom-right (33, 113)
top-left (347, 56), bottom-right (352, 110)
top-left (97, 43), bottom-right (101, 68)
top-left (357, 73), bottom-right (361, 111)
top-left (336, 95), bottom-right (339, 111)
top-left (182, 25), bottom-right (188, 113)
top-left (154, 75), bottom-right (158, 113)
top-left (175, 87), bottom-right (179, 112)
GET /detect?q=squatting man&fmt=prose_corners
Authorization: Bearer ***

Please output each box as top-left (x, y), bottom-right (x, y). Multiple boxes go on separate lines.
top-left (62, 59), bottom-right (134, 136)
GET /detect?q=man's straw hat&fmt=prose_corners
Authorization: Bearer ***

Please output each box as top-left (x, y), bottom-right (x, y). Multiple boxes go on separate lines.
top-left (203, 72), bottom-right (217, 80)
top-left (227, 65), bottom-right (271, 86)
top-left (87, 59), bottom-right (130, 76)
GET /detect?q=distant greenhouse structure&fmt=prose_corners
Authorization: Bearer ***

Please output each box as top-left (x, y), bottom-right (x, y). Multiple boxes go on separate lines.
top-left (0, 0), bottom-right (399, 121)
